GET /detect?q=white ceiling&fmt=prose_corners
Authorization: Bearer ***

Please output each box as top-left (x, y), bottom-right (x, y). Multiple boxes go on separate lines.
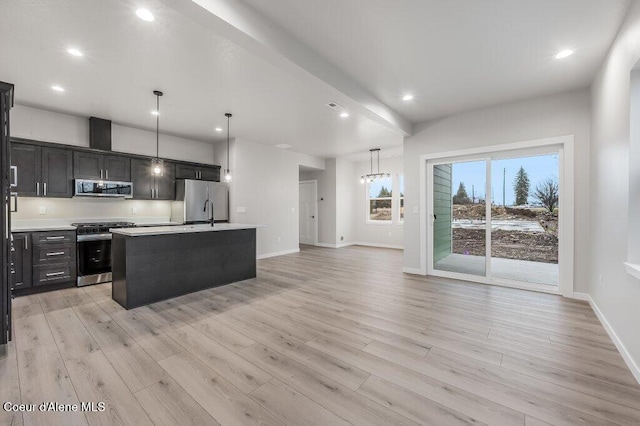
top-left (0, 0), bottom-right (631, 159)
top-left (243, 0), bottom-right (630, 123)
top-left (0, 0), bottom-right (402, 158)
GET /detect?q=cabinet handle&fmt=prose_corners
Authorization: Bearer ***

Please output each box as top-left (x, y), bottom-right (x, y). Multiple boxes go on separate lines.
top-left (36, 182), bottom-right (40, 196)
top-left (151, 188), bottom-right (154, 198)
top-left (11, 269), bottom-right (15, 275)
top-left (46, 271), bottom-right (65, 277)
top-left (106, 170), bottom-right (109, 180)
top-left (100, 169), bottom-right (103, 179)
top-left (46, 236), bottom-right (66, 240)
top-left (25, 236), bottom-right (28, 251)
top-left (43, 182), bottom-right (47, 196)
top-left (10, 192), bottom-right (17, 213)
top-left (46, 252), bottom-right (65, 256)
top-left (10, 165), bottom-right (17, 187)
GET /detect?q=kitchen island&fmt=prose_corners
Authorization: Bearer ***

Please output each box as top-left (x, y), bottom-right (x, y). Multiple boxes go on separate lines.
top-left (110, 223), bottom-right (261, 309)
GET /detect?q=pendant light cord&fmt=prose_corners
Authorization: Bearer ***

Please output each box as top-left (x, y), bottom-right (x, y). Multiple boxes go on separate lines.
top-left (156, 94), bottom-right (159, 159)
top-left (227, 114), bottom-right (230, 173)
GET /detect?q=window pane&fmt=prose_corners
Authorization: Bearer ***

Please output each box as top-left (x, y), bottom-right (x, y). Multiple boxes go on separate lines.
top-left (399, 174), bottom-right (405, 221)
top-left (370, 199), bottom-right (392, 221)
top-left (369, 177), bottom-right (392, 198)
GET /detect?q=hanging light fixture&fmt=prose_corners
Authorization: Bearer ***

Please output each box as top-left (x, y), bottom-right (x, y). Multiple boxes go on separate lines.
top-left (360, 148), bottom-right (391, 183)
top-left (151, 90), bottom-right (164, 176)
top-left (224, 112), bottom-right (232, 182)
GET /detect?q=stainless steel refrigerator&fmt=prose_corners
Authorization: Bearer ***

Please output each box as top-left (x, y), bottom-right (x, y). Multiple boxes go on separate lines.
top-left (171, 180), bottom-right (229, 224)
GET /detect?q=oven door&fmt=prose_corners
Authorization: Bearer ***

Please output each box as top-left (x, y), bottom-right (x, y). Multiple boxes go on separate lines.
top-left (77, 237), bottom-right (112, 286)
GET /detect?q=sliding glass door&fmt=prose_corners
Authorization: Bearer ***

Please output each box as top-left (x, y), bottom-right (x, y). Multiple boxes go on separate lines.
top-left (428, 148), bottom-right (560, 291)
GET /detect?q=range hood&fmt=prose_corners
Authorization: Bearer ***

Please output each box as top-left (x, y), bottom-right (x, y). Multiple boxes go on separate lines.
top-left (89, 117), bottom-right (112, 151)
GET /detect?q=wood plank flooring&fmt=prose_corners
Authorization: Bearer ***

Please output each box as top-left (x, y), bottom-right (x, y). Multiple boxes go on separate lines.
top-left (2, 245), bottom-right (639, 425)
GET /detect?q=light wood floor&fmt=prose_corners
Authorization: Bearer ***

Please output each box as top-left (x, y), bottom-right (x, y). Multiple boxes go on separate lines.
top-left (1, 245), bottom-right (639, 425)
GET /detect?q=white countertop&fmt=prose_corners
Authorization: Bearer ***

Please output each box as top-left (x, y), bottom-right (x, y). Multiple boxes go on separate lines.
top-left (111, 223), bottom-right (265, 237)
top-left (11, 217), bottom-right (180, 233)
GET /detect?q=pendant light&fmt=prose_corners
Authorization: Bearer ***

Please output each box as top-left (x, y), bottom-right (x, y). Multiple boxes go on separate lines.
top-left (360, 148), bottom-right (391, 183)
top-left (151, 90), bottom-right (164, 176)
top-left (224, 112), bottom-right (232, 182)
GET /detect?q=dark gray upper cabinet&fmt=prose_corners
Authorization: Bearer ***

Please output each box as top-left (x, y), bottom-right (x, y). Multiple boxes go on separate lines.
top-left (155, 161), bottom-right (175, 200)
top-left (175, 163), bottom-right (198, 180)
top-left (11, 144), bottom-right (72, 198)
top-left (103, 155), bottom-right (130, 181)
top-left (131, 158), bottom-right (176, 200)
top-left (199, 166), bottom-right (220, 182)
top-left (11, 233), bottom-right (32, 290)
top-left (131, 158), bottom-right (154, 200)
top-left (176, 162), bottom-right (221, 181)
top-left (41, 147), bottom-right (73, 198)
top-left (73, 151), bottom-right (102, 180)
top-left (11, 143), bottom-right (41, 196)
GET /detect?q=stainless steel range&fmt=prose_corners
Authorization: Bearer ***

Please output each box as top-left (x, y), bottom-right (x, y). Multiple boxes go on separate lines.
top-left (72, 222), bottom-right (135, 286)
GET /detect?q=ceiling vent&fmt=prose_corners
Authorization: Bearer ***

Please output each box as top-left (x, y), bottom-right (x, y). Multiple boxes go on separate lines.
top-left (326, 102), bottom-right (345, 112)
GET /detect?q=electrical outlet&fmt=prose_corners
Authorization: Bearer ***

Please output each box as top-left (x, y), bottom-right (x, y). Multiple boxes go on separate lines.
top-left (237, 206), bottom-right (246, 213)
top-left (277, 236), bottom-right (282, 242)
top-left (131, 207), bottom-right (137, 214)
top-left (413, 206), bottom-right (418, 214)
top-left (388, 232), bottom-right (392, 237)
top-left (340, 236), bottom-right (344, 241)
top-left (38, 206), bottom-right (46, 215)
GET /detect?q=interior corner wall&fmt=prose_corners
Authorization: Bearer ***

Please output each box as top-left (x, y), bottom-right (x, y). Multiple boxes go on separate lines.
top-left (353, 156), bottom-right (404, 247)
top-left (589, 0), bottom-right (640, 379)
top-left (403, 88), bottom-right (591, 292)
top-left (335, 158), bottom-right (356, 245)
top-left (225, 137), bottom-right (324, 256)
top-left (11, 104), bottom-right (216, 164)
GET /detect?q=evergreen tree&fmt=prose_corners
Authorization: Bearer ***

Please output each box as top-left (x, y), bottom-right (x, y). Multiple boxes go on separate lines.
top-left (513, 166), bottom-right (530, 205)
top-left (453, 182), bottom-right (471, 204)
top-left (377, 186), bottom-right (392, 198)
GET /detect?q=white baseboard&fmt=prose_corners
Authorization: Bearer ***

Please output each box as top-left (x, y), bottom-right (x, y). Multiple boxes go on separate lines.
top-left (570, 292), bottom-right (590, 301)
top-left (314, 242), bottom-right (354, 248)
top-left (402, 267), bottom-right (426, 275)
top-left (587, 294), bottom-right (640, 384)
top-left (353, 242), bottom-right (404, 250)
top-left (256, 248), bottom-right (300, 260)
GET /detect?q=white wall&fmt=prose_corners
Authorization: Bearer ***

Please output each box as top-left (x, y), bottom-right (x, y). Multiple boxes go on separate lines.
top-left (336, 158), bottom-right (356, 245)
top-left (12, 104), bottom-right (216, 164)
top-left (217, 138), bottom-right (325, 257)
top-left (353, 156), bottom-right (404, 248)
top-left (589, 0), bottom-right (640, 381)
top-left (403, 89), bottom-right (591, 291)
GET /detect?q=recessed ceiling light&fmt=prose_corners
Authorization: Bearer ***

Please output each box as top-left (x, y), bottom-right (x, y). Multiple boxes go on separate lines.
top-left (555, 49), bottom-right (574, 59)
top-left (215, 127), bottom-right (223, 132)
top-left (136, 8), bottom-right (155, 22)
top-left (67, 48), bottom-right (83, 57)
top-left (340, 112), bottom-right (349, 118)
top-left (402, 94), bottom-right (414, 101)
top-left (151, 110), bottom-right (159, 116)
top-left (51, 85), bottom-right (65, 92)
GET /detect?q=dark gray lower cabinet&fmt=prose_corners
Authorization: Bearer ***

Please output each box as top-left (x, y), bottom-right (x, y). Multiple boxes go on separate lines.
top-left (11, 233), bottom-right (32, 290)
top-left (11, 231), bottom-right (76, 292)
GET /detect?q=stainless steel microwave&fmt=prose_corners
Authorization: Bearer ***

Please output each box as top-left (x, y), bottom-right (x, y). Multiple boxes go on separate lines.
top-left (74, 179), bottom-right (133, 198)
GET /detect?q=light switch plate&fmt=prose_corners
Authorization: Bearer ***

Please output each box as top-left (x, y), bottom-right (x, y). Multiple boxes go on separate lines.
top-left (237, 206), bottom-right (247, 213)
top-left (131, 207), bottom-right (138, 214)
top-left (412, 206), bottom-right (419, 214)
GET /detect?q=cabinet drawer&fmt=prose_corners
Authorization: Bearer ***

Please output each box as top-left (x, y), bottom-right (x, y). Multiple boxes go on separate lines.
top-left (33, 244), bottom-right (73, 265)
top-left (33, 263), bottom-right (75, 286)
top-left (32, 231), bottom-right (75, 245)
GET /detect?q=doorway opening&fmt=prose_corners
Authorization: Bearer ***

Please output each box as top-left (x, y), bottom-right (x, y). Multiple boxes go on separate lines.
top-left (424, 138), bottom-right (573, 295)
top-left (299, 180), bottom-right (318, 246)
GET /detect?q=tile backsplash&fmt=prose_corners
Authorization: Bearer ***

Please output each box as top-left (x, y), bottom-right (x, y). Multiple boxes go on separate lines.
top-left (12, 197), bottom-right (171, 221)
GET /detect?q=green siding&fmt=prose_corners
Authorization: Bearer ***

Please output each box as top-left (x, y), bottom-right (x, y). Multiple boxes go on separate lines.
top-left (433, 164), bottom-right (452, 263)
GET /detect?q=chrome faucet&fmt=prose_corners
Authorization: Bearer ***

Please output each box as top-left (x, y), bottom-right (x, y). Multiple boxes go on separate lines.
top-left (203, 199), bottom-right (215, 227)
